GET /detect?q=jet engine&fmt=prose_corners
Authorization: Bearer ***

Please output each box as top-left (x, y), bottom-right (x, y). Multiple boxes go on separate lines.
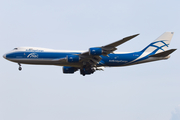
top-left (63, 66), bottom-right (78, 74)
top-left (66, 55), bottom-right (79, 63)
top-left (89, 47), bottom-right (103, 55)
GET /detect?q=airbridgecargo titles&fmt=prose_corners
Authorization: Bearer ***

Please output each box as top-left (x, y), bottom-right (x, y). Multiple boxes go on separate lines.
top-left (3, 32), bottom-right (176, 76)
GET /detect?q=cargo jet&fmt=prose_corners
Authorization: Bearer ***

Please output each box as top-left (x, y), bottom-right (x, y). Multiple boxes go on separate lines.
top-left (3, 32), bottom-right (176, 76)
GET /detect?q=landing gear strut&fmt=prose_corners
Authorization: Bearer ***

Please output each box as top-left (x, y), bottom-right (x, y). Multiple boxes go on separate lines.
top-left (18, 63), bottom-right (22, 71)
top-left (80, 69), bottom-right (86, 76)
top-left (81, 62), bottom-right (87, 76)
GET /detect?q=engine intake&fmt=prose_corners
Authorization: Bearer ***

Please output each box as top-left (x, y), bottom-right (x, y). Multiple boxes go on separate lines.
top-left (89, 47), bottom-right (103, 55)
top-left (66, 55), bottom-right (79, 63)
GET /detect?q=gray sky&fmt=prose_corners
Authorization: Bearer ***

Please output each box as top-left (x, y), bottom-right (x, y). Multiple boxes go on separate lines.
top-left (0, 0), bottom-right (180, 120)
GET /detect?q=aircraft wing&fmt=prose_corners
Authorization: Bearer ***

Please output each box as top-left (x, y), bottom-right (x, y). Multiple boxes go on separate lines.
top-left (79, 34), bottom-right (139, 67)
top-left (102, 34), bottom-right (139, 49)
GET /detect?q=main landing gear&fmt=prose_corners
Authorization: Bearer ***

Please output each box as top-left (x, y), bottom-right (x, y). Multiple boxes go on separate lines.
top-left (18, 63), bottom-right (22, 71)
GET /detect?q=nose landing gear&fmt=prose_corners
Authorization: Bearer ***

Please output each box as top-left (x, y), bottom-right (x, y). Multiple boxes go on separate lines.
top-left (18, 63), bottom-right (22, 71)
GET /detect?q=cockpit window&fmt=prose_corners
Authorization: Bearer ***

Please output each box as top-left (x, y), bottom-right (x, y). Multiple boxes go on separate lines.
top-left (13, 48), bottom-right (18, 50)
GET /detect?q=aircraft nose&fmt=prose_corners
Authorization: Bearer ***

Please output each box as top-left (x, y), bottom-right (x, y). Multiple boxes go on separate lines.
top-left (3, 54), bottom-right (6, 59)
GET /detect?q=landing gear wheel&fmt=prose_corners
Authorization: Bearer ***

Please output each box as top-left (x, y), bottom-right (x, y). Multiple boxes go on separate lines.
top-left (19, 67), bottom-right (22, 71)
top-left (18, 63), bottom-right (22, 71)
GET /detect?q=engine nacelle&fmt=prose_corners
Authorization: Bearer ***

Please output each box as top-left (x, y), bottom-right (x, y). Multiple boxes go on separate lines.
top-left (89, 47), bottom-right (103, 55)
top-left (66, 55), bottom-right (79, 63)
top-left (63, 66), bottom-right (78, 74)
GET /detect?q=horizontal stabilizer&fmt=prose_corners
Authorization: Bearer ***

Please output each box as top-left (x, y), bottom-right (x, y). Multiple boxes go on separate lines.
top-left (149, 49), bottom-right (177, 57)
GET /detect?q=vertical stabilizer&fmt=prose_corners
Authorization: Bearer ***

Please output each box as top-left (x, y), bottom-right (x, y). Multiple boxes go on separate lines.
top-left (141, 32), bottom-right (174, 54)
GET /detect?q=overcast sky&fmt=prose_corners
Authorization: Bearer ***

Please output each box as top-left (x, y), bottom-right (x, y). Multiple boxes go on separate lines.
top-left (0, 0), bottom-right (180, 120)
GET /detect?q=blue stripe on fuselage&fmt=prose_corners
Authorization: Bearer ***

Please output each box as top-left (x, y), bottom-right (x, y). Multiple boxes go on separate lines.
top-left (6, 51), bottom-right (81, 59)
top-left (6, 51), bottom-right (143, 66)
top-left (99, 52), bottom-right (142, 66)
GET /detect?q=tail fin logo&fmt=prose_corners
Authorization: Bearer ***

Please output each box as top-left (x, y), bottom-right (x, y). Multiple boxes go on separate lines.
top-left (146, 40), bottom-right (169, 52)
top-left (142, 40), bottom-right (169, 54)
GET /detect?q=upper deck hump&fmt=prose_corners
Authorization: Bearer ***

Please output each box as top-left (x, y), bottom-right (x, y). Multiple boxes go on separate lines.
top-left (13, 47), bottom-right (135, 54)
top-left (12, 47), bottom-right (85, 53)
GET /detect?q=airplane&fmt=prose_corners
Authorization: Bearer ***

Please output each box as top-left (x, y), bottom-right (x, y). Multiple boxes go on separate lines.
top-left (3, 32), bottom-right (176, 76)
